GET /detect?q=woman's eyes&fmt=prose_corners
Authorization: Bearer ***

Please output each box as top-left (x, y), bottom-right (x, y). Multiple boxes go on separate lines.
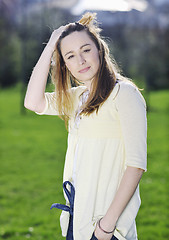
top-left (83, 49), bottom-right (91, 53)
top-left (67, 55), bottom-right (74, 60)
top-left (67, 49), bottom-right (91, 60)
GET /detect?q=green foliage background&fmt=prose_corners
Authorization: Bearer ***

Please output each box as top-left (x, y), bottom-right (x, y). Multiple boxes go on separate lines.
top-left (0, 86), bottom-right (168, 239)
top-left (0, 1), bottom-right (169, 90)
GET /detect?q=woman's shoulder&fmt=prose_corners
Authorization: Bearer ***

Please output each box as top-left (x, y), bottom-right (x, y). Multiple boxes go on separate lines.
top-left (108, 79), bottom-right (135, 101)
top-left (115, 79), bottom-right (146, 107)
top-left (117, 79), bottom-right (138, 92)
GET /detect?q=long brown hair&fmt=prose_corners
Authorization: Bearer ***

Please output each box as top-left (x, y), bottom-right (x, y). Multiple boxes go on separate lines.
top-left (51, 12), bottom-right (123, 121)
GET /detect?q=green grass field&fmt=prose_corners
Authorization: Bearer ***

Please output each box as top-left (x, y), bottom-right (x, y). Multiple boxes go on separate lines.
top-left (0, 86), bottom-right (168, 240)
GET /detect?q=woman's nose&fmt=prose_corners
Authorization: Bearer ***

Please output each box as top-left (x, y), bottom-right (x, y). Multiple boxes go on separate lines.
top-left (78, 54), bottom-right (86, 65)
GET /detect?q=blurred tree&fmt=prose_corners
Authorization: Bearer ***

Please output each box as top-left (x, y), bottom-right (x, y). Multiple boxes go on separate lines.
top-left (0, 0), bottom-right (21, 88)
top-left (0, 0), bottom-right (168, 90)
top-left (19, 2), bottom-right (76, 86)
top-left (104, 23), bottom-right (169, 90)
top-left (0, 0), bottom-right (77, 88)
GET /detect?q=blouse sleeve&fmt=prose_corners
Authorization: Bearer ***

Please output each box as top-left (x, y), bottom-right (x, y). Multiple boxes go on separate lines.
top-left (115, 81), bottom-right (147, 171)
top-left (36, 92), bottom-right (59, 115)
top-left (35, 86), bottom-right (86, 116)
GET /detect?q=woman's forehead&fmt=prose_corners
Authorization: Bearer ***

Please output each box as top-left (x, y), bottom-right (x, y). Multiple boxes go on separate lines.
top-left (60, 31), bottom-right (95, 54)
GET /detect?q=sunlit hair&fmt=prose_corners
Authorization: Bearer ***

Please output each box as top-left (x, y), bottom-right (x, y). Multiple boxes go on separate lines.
top-left (51, 12), bottom-right (127, 122)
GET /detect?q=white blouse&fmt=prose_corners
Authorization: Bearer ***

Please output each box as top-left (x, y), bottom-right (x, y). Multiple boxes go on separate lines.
top-left (36, 80), bottom-right (147, 240)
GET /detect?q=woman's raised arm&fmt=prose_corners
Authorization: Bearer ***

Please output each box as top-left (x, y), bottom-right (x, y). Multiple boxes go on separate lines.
top-left (24, 26), bottom-right (65, 113)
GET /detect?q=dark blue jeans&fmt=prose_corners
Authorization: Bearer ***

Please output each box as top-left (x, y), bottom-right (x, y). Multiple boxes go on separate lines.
top-left (90, 232), bottom-right (118, 240)
top-left (50, 181), bottom-right (75, 240)
top-left (51, 181), bottom-right (119, 240)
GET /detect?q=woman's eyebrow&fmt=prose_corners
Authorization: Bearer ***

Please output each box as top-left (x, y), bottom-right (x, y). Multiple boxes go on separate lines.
top-left (80, 43), bottom-right (91, 49)
top-left (64, 44), bottom-right (91, 57)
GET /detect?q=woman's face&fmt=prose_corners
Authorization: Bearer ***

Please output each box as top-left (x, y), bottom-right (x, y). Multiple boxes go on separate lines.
top-left (60, 30), bottom-right (100, 88)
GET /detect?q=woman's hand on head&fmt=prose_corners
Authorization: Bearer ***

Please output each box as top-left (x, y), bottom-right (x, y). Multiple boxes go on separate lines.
top-left (47, 26), bottom-right (67, 52)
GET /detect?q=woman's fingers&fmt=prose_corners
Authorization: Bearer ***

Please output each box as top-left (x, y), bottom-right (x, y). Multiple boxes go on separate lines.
top-left (47, 25), bottom-right (67, 51)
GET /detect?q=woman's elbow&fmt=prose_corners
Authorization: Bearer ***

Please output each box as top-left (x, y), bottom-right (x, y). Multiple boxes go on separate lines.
top-left (24, 97), bottom-right (37, 112)
top-left (127, 166), bottom-right (144, 179)
top-left (24, 97), bottom-right (45, 113)
top-left (24, 102), bottom-right (34, 112)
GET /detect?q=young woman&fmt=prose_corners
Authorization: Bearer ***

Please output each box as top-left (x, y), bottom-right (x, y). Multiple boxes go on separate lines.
top-left (24, 12), bottom-right (147, 240)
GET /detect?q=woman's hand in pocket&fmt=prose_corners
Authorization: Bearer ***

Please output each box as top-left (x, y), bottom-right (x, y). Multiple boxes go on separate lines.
top-left (94, 219), bottom-right (115, 240)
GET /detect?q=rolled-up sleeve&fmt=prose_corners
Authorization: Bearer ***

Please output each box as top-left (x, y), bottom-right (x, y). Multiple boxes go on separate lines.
top-left (115, 81), bottom-right (147, 171)
top-left (36, 86), bottom-right (86, 116)
top-left (36, 92), bottom-right (59, 115)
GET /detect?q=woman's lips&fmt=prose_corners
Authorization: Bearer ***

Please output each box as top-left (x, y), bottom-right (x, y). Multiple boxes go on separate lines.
top-left (79, 67), bottom-right (90, 73)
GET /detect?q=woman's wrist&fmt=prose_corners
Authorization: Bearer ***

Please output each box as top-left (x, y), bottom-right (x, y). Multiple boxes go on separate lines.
top-left (98, 215), bottom-right (117, 234)
top-left (98, 218), bottom-right (116, 234)
top-left (45, 44), bottom-right (56, 53)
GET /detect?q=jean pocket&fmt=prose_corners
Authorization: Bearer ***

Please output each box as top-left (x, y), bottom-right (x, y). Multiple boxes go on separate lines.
top-left (111, 235), bottom-right (119, 240)
top-left (90, 232), bottom-right (98, 240)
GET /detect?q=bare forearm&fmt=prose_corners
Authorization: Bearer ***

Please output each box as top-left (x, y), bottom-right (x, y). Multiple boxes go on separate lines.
top-left (95, 166), bottom-right (144, 239)
top-left (24, 26), bottom-right (66, 113)
top-left (103, 167), bottom-right (143, 230)
top-left (24, 45), bottom-right (54, 112)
